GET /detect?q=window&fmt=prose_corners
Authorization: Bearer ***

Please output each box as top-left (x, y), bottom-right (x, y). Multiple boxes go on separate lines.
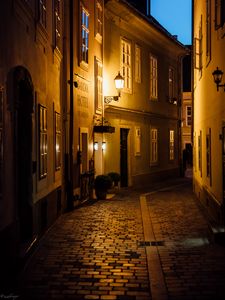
top-left (206, 0), bottom-right (211, 64)
top-left (150, 128), bottom-right (158, 164)
top-left (150, 55), bottom-right (158, 100)
top-left (135, 127), bottom-right (141, 156)
top-left (95, 57), bottom-right (103, 112)
top-left (198, 131), bottom-right (202, 177)
top-left (135, 44), bottom-right (141, 83)
top-left (95, 0), bottom-right (103, 42)
top-left (39, 0), bottom-right (47, 28)
top-left (80, 5), bottom-right (89, 66)
top-left (54, 0), bottom-right (61, 49)
top-left (206, 128), bottom-right (212, 184)
top-left (168, 67), bottom-right (175, 101)
top-left (194, 16), bottom-right (203, 73)
top-left (186, 106), bottom-right (192, 126)
top-left (55, 112), bottom-right (61, 170)
top-left (169, 130), bottom-right (175, 161)
top-left (0, 88), bottom-right (3, 197)
top-left (39, 105), bottom-right (47, 178)
top-left (215, 0), bottom-right (225, 29)
top-left (121, 38), bottom-right (132, 92)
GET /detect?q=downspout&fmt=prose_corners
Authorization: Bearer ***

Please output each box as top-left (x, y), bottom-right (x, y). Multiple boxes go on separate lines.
top-left (68, 0), bottom-right (74, 210)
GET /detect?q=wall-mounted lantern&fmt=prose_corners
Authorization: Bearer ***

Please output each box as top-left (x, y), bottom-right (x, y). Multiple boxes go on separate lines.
top-left (212, 67), bottom-right (225, 91)
top-left (104, 72), bottom-right (124, 104)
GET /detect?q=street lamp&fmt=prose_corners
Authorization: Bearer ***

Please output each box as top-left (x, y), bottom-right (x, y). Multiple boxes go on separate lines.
top-left (212, 67), bottom-right (225, 91)
top-left (104, 72), bottom-right (124, 104)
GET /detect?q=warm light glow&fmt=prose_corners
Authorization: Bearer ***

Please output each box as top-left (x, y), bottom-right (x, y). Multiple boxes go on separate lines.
top-left (114, 72), bottom-right (124, 90)
top-left (102, 142), bottom-right (106, 150)
top-left (94, 142), bottom-right (99, 151)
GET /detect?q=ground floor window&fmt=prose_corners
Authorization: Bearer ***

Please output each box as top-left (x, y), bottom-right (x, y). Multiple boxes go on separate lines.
top-left (150, 128), bottom-right (158, 165)
top-left (39, 105), bottom-right (47, 178)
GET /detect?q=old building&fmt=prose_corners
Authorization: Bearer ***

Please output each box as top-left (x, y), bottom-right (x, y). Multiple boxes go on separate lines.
top-left (181, 48), bottom-right (192, 171)
top-left (193, 0), bottom-right (225, 225)
top-left (0, 0), bottom-right (64, 277)
top-left (102, 0), bottom-right (187, 187)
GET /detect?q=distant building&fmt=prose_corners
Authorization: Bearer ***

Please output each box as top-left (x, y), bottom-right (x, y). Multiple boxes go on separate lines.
top-left (181, 47), bottom-right (192, 168)
top-left (103, 0), bottom-right (187, 187)
top-left (193, 0), bottom-right (225, 224)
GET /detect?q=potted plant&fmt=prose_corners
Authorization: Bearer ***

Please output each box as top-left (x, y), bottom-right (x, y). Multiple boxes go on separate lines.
top-left (94, 175), bottom-right (112, 200)
top-left (107, 172), bottom-right (121, 188)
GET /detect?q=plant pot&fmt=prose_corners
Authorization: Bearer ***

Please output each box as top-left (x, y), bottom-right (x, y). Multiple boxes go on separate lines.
top-left (95, 189), bottom-right (107, 200)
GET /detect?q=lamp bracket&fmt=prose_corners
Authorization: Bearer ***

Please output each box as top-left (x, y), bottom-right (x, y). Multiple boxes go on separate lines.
top-left (104, 96), bottom-right (119, 104)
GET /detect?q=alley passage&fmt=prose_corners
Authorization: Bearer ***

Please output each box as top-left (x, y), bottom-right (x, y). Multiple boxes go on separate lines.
top-left (147, 184), bottom-right (225, 300)
top-left (17, 191), bottom-right (151, 300)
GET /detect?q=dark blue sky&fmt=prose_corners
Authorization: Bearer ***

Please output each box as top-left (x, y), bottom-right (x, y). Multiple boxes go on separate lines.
top-left (151, 0), bottom-right (192, 45)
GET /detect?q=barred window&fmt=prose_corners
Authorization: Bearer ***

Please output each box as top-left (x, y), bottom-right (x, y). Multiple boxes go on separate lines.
top-left (206, 0), bottom-right (211, 64)
top-left (39, 105), bottom-right (47, 178)
top-left (206, 128), bottom-right (212, 183)
top-left (169, 130), bottom-right (175, 161)
top-left (150, 55), bottom-right (158, 100)
top-left (150, 128), bottom-right (158, 164)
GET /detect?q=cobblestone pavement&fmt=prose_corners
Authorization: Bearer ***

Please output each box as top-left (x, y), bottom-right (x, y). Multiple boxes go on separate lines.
top-left (16, 191), bottom-right (151, 300)
top-left (10, 178), bottom-right (225, 300)
top-left (147, 182), bottom-right (225, 300)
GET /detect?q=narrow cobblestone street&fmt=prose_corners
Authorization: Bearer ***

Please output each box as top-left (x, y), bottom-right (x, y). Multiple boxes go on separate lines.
top-left (8, 178), bottom-right (225, 299)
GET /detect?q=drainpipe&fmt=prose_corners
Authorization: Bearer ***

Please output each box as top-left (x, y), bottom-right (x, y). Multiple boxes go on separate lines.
top-left (67, 0), bottom-right (74, 210)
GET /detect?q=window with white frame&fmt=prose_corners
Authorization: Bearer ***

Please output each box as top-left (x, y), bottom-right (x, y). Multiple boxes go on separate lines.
top-left (194, 16), bottom-right (203, 73)
top-left (39, 105), bottom-right (47, 178)
top-left (169, 130), bottom-right (175, 161)
top-left (186, 106), bottom-right (192, 126)
top-left (168, 67), bottom-right (175, 100)
top-left (121, 38), bottom-right (132, 92)
top-left (95, 57), bottom-right (103, 112)
top-left (135, 44), bottom-right (141, 83)
top-left (95, 0), bottom-right (103, 42)
top-left (80, 5), bottom-right (89, 66)
top-left (54, 0), bottom-right (61, 49)
top-left (55, 112), bottom-right (61, 170)
top-left (150, 55), bottom-right (158, 100)
top-left (215, 0), bottom-right (225, 29)
top-left (150, 128), bottom-right (158, 164)
top-left (135, 127), bottom-right (141, 156)
top-left (39, 0), bottom-right (47, 28)
top-left (206, 0), bottom-right (211, 63)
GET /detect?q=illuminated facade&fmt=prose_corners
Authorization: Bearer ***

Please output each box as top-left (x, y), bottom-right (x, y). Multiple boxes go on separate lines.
top-left (193, 0), bottom-right (225, 224)
top-left (103, 0), bottom-right (187, 187)
top-left (0, 0), bottom-right (64, 275)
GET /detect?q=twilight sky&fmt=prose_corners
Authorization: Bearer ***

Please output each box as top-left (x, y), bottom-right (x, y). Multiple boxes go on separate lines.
top-left (151, 0), bottom-right (192, 45)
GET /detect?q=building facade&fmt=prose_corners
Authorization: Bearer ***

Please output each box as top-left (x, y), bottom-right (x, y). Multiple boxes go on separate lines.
top-left (193, 0), bottom-right (225, 224)
top-left (0, 0), bottom-right (64, 276)
top-left (103, 0), bottom-right (187, 187)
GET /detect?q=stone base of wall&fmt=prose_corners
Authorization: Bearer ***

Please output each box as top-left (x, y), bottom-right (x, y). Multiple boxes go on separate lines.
top-left (193, 178), bottom-right (224, 226)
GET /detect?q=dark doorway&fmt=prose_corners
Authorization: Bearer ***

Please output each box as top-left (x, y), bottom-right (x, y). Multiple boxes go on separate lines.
top-left (15, 68), bottom-right (34, 242)
top-left (120, 128), bottom-right (129, 187)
